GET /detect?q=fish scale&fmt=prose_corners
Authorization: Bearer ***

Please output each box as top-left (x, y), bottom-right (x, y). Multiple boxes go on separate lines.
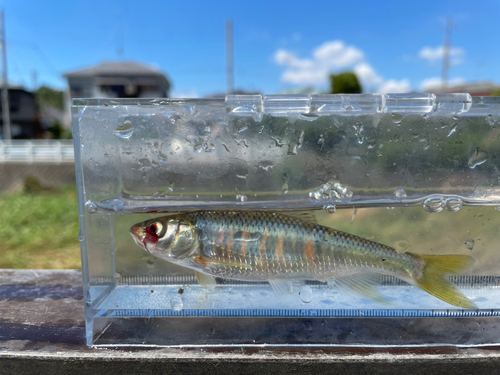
top-left (184, 211), bottom-right (416, 281)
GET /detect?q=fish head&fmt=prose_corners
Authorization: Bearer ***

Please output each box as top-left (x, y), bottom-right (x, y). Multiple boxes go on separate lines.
top-left (130, 216), bottom-right (197, 260)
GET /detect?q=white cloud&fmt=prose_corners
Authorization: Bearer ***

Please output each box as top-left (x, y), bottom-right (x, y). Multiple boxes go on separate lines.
top-left (274, 40), bottom-right (364, 85)
top-left (274, 40), bottom-right (412, 93)
top-left (379, 79), bottom-right (411, 93)
top-left (353, 62), bottom-right (383, 88)
top-left (418, 46), bottom-right (465, 65)
top-left (420, 77), bottom-right (465, 91)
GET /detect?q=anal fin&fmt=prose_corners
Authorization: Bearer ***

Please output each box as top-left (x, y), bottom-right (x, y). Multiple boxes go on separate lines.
top-left (329, 273), bottom-right (390, 305)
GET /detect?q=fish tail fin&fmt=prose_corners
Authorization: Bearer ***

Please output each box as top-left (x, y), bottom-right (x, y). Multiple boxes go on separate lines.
top-left (410, 253), bottom-right (477, 309)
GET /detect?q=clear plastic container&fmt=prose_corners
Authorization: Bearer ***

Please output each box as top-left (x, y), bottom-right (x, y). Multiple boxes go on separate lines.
top-left (73, 94), bottom-right (500, 347)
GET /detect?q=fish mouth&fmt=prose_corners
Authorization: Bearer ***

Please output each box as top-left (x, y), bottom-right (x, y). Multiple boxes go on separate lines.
top-left (129, 225), bottom-right (156, 253)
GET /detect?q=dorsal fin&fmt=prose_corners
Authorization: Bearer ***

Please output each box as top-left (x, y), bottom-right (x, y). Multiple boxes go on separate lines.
top-left (277, 210), bottom-right (319, 225)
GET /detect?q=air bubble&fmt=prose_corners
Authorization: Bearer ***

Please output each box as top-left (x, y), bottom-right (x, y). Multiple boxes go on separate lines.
top-left (325, 204), bottom-right (336, 214)
top-left (113, 272), bottom-right (122, 280)
top-left (85, 201), bottom-right (98, 214)
top-left (236, 194), bottom-right (248, 202)
top-left (444, 197), bottom-right (462, 212)
top-left (300, 285), bottom-right (313, 303)
top-left (327, 279), bottom-right (336, 289)
top-left (423, 197), bottom-right (444, 213)
top-left (394, 189), bottom-right (407, 198)
top-left (171, 295), bottom-right (183, 311)
top-left (114, 120), bottom-right (134, 139)
top-left (464, 238), bottom-right (475, 251)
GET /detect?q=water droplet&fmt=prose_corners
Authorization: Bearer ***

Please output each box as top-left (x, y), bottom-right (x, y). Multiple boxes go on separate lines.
top-left (146, 259), bottom-right (155, 268)
top-left (300, 286), bottom-right (313, 303)
top-left (447, 123), bottom-right (458, 137)
top-left (394, 189), bottom-right (407, 198)
top-left (486, 114), bottom-right (495, 126)
top-left (171, 295), bottom-right (183, 311)
top-left (114, 120), bottom-right (134, 139)
top-left (236, 194), bottom-right (248, 202)
top-left (325, 204), bottom-right (336, 214)
top-left (317, 134), bottom-right (324, 145)
top-left (288, 143), bottom-right (298, 155)
top-left (353, 123), bottom-right (364, 144)
top-left (113, 272), bottom-right (122, 280)
top-left (238, 125), bottom-right (248, 133)
top-left (154, 148), bottom-right (168, 163)
top-left (204, 126), bottom-right (211, 135)
top-left (423, 197), bottom-right (444, 213)
top-left (495, 206), bottom-right (500, 211)
top-left (78, 231), bottom-right (85, 242)
top-left (327, 279), bottom-right (336, 289)
top-left (468, 148), bottom-right (488, 169)
top-left (258, 160), bottom-right (274, 171)
top-left (391, 113), bottom-right (403, 124)
top-left (85, 201), bottom-right (97, 214)
top-left (282, 183), bottom-right (289, 194)
top-left (444, 197), bottom-right (462, 212)
top-left (464, 238), bottom-right (475, 251)
top-left (271, 137), bottom-right (285, 147)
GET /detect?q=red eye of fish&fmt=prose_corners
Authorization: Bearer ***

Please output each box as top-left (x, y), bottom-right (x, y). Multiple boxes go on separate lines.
top-left (147, 223), bottom-right (159, 236)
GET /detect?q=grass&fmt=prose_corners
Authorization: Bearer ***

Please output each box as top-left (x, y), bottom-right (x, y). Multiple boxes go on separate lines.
top-left (0, 184), bottom-right (81, 269)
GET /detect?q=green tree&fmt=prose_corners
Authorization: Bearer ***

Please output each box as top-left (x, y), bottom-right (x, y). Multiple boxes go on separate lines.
top-left (329, 72), bottom-right (362, 94)
top-left (491, 88), bottom-right (500, 96)
top-left (36, 85), bottom-right (64, 110)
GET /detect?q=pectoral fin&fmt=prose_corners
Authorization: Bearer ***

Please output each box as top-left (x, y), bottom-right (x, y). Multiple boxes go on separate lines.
top-left (196, 272), bottom-right (217, 287)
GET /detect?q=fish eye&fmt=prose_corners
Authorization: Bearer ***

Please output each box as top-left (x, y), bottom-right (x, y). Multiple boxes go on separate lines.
top-left (147, 222), bottom-right (162, 236)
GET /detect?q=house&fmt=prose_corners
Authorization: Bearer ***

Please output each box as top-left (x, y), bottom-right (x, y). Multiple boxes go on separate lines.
top-left (0, 87), bottom-right (43, 139)
top-left (63, 61), bottom-right (171, 128)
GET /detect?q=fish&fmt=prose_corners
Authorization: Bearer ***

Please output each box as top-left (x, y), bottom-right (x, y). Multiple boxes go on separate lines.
top-left (130, 210), bottom-right (477, 308)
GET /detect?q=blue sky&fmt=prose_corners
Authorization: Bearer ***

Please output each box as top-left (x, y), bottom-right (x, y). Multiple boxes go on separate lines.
top-left (0, 0), bottom-right (499, 97)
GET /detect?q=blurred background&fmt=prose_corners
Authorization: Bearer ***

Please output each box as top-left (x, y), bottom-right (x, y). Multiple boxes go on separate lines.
top-left (0, 0), bottom-right (498, 268)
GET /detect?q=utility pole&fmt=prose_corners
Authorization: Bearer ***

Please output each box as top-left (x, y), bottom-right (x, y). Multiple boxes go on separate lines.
top-left (31, 69), bottom-right (38, 92)
top-left (225, 19), bottom-right (234, 95)
top-left (441, 17), bottom-right (453, 90)
top-left (0, 9), bottom-right (10, 140)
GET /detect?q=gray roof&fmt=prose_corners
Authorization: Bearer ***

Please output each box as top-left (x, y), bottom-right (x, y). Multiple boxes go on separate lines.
top-left (64, 61), bottom-right (167, 78)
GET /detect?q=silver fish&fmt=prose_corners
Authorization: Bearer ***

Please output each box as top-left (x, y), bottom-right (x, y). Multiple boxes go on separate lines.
top-left (130, 211), bottom-right (476, 308)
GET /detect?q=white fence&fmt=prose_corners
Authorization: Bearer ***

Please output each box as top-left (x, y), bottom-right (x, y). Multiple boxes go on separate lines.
top-left (0, 140), bottom-right (75, 163)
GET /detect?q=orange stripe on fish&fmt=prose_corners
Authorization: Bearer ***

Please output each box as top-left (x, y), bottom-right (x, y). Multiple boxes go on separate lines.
top-left (240, 231), bottom-right (248, 257)
top-left (275, 232), bottom-right (284, 261)
top-left (259, 231), bottom-right (268, 258)
top-left (218, 226), bottom-right (226, 247)
top-left (304, 240), bottom-right (315, 264)
top-left (226, 229), bottom-right (233, 258)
